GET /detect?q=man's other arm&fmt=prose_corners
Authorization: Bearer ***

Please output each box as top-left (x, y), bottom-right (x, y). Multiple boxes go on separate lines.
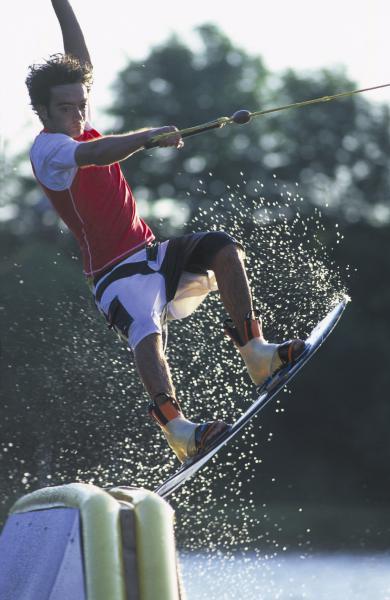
top-left (51, 0), bottom-right (92, 66)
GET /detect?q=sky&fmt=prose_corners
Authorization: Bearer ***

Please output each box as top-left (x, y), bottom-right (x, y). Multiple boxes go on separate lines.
top-left (1, 0), bottom-right (389, 157)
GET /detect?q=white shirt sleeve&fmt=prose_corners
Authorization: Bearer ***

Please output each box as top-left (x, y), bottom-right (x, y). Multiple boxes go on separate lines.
top-left (30, 133), bottom-right (80, 191)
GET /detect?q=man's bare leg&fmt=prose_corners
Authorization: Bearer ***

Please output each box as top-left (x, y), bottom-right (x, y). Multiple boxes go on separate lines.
top-left (133, 333), bottom-right (175, 400)
top-left (134, 333), bottom-right (230, 462)
top-left (210, 243), bottom-right (305, 384)
top-left (210, 243), bottom-right (254, 342)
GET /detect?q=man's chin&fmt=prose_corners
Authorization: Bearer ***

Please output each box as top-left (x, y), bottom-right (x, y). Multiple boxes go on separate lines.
top-left (71, 125), bottom-right (85, 138)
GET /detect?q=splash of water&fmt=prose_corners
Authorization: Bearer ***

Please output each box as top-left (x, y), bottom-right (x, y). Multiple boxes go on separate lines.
top-left (1, 171), bottom-right (348, 597)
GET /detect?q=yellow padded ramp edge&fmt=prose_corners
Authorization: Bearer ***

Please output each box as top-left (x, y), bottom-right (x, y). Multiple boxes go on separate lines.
top-left (10, 483), bottom-right (181, 600)
top-left (109, 487), bottom-right (180, 600)
top-left (10, 483), bottom-right (127, 600)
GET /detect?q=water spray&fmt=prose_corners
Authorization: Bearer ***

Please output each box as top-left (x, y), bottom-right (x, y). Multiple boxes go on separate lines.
top-left (145, 83), bottom-right (390, 148)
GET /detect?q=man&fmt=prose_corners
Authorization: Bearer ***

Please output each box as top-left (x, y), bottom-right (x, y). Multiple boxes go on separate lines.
top-left (26, 0), bottom-right (305, 464)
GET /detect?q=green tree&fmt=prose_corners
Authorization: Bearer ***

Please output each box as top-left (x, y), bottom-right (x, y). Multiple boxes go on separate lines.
top-left (266, 69), bottom-right (390, 223)
top-left (109, 24), bottom-right (270, 233)
top-left (108, 27), bottom-right (390, 231)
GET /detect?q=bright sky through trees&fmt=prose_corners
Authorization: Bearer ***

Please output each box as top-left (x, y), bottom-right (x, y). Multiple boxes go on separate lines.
top-left (1, 0), bottom-right (388, 155)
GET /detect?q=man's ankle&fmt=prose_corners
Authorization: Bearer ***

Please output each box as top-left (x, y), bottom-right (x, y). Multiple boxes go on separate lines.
top-left (224, 310), bottom-right (265, 347)
top-left (148, 393), bottom-right (183, 427)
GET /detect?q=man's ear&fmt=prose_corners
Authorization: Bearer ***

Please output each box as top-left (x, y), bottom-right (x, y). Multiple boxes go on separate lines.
top-left (36, 105), bottom-right (49, 125)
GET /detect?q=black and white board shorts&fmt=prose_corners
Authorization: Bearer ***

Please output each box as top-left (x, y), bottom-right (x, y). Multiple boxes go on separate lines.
top-left (91, 231), bottom-right (241, 350)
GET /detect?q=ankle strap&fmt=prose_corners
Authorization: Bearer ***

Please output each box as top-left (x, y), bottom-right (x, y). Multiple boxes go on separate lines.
top-left (243, 310), bottom-right (262, 344)
top-left (224, 310), bottom-right (262, 347)
top-left (149, 394), bottom-right (183, 426)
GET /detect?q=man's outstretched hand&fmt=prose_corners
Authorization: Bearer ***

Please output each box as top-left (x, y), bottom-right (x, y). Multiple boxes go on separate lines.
top-left (147, 126), bottom-right (184, 149)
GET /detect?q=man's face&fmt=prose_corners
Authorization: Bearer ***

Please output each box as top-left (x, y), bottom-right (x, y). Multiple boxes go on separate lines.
top-left (39, 83), bottom-right (89, 138)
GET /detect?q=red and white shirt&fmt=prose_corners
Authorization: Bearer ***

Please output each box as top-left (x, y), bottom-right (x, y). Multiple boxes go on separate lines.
top-left (30, 126), bottom-right (154, 276)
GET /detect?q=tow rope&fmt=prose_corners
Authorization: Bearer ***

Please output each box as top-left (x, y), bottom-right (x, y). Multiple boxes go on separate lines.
top-left (145, 82), bottom-right (390, 148)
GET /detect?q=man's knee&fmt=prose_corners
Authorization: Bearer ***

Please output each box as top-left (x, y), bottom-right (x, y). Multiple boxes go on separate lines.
top-left (133, 331), bottom-right (161, 353)
top-left (210, 235), bottom-right (246, 269)
top-left (131, 324), bottom-right (162, 353)
top-left (205, 231), bottom-right (242, 256)
top-left (187, 231), bottom-right (244, 271)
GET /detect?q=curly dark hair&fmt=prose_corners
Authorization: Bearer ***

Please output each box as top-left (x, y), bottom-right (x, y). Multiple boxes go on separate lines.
top-left (26, 53), bottom-right (93, 114)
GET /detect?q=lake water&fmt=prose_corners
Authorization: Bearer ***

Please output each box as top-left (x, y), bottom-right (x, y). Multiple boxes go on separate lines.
top-left (179, 552), bottom-right (390, 600)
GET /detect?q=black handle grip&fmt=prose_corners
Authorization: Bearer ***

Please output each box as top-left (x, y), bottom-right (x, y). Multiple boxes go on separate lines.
top-left (144, 121), bottom-right (224, 149)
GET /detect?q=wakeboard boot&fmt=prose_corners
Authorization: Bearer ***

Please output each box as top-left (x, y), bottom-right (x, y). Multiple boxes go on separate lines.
top-left (149, 393), bottom-right (231, 463)
top-left (224, 311), bottom-right (306, 387)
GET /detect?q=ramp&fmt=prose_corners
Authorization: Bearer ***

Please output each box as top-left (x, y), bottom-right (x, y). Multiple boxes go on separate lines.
top-left (0, 483), bottom-right (183, 600)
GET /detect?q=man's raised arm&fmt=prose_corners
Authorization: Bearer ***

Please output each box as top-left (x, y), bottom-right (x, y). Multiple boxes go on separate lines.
top-left (51, 0), bottom-right (92, 66)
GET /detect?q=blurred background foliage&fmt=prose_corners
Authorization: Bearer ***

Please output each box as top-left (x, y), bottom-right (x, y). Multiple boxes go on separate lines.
top-left (0, 24), bottom-right (389, 549)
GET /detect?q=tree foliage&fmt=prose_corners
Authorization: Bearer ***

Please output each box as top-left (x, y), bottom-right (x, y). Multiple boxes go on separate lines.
top-left (107, 25), bottom-right (390, 230)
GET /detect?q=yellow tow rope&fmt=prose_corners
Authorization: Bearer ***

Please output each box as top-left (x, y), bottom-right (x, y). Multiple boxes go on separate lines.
top-left (145, 82), bottom-right (390, 148)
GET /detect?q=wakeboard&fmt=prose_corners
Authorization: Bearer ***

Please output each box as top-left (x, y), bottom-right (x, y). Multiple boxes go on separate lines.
top-left (155, 297), bottom-right (348, 499)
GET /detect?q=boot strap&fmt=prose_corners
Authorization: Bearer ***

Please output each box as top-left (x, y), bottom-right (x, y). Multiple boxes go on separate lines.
top-left (277, 339), bottom-right (306, 365)
top-left (224, 310), bottom-right (262, 347)
top-left (148, 393), bottom-right (183, 427)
